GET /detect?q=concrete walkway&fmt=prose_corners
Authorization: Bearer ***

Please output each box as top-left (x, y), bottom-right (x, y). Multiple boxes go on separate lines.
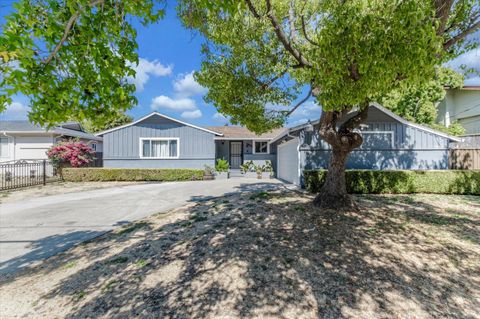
top-left (0, 179), bottom-right (284, 275)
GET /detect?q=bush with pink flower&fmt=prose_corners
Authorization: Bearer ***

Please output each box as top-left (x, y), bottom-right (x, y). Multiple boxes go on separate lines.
top-left (47, 140), bottom-right (95, 168)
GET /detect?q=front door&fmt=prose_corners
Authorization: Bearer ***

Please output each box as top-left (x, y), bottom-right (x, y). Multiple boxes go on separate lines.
top-left (229, 141), bottom-right (243, 169)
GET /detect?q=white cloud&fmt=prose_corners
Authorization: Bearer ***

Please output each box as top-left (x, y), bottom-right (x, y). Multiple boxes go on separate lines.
top-left (181, 109), bottom-right (202, 119)
top-left (150, 95), bottom-right (197, 111)
top-left (173, 71), bottom-right (207, 97)
top-left (130, 58), bottom-right (173, 91)
top-left (2, 101), bottom-right (29, 120)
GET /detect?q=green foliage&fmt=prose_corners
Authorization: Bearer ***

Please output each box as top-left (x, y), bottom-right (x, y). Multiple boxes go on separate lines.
top-left (380, 67), bottom-right (465, 132)
top-left (304, 170), bottom-right (480, 195)
top-left (0, 0), bottom-right (164, 126)
top-left (179, 0), bottom-right (446, 133)
top-left (215, 158), bottom-right (229, 172)
top-left (428, 121), bottom-right (466, 136)
top-left (241, 160), bottom-right (255, 173)
top-left (62, 168), bottom-right (204, 182)
top-left (82, 112), bottom-right (133, 133)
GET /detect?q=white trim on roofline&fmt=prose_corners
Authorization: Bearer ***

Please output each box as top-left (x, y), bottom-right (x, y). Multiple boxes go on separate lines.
top-left (270, 102), bottom-right (462, 144)
top-left (95, 112), bottom-right (223, 136)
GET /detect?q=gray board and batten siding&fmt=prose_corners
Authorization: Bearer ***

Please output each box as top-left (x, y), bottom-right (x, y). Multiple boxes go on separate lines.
top-left (101, 113), bottom-right (218, 169)
top-left (274, 104), bottom-right (461, 185)
top-left (299, 105), bottom-right (453, 171)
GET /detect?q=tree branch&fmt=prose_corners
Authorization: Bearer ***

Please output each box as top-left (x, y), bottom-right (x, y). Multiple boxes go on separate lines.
top-left (44, 0), bottom-right (105, 65)
top-left (339, 102), bottom-right (369, 133)
top-left (443, 20), bottom-right (480, 49)
top-left (301, 15), bottom-right (319, 46)
top-left (435, 0), bottom-right (454, 36)
top-left (285, 88), bottom-right (312, 116)
top-left (244, 0), bottom-right (312, 68)
top-left (288, 0), bottom-right (297, 43)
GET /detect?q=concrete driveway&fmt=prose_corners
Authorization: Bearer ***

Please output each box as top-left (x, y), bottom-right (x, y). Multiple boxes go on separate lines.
top-left (0, 179), bottom-right (285, 275)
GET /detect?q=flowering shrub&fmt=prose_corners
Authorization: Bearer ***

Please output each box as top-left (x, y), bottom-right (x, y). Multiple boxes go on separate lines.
top-left (47, 140), bottom-right (95, 168)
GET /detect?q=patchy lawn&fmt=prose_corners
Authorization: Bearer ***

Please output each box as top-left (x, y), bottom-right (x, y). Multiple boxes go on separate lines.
top-left (0, 181), bottom-right (145, 204)
top-left (0, 191), bottom-right (479, 318)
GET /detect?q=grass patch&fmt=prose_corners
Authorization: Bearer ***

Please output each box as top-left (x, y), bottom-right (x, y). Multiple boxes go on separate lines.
top-left (249, 191), bottom-right (270, 200)
top-left (118, 222), bottom-right (148, 235)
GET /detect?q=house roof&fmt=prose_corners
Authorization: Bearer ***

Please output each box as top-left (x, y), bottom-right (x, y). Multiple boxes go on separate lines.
top-left (95, 112), bottom-right (223, 136)
top-left (270, 102), bottom-right (462, 144)
top-left (205, 126), bottom-right (287, 140)
top-left (0, 121), bottom-right (44, 132)
top-left (0, 120), bottom-right (102, 141)
top-left (445, 85), bottom-right (480, 91)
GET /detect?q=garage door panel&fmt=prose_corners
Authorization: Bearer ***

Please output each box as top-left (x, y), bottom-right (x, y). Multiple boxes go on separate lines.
top-left (277, 138), bottom-right (299, 185)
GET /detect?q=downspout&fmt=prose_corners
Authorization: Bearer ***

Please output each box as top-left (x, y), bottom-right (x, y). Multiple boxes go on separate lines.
top-left (2, 131), bottom-right (15, 161)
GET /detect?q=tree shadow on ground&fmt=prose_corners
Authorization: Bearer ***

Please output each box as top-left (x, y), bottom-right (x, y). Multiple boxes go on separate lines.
top-left (5, 188), bottom-right (480, 318)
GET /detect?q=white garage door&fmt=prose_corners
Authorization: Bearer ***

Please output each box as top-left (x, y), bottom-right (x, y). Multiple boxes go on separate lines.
top-left (277, 138), bottom-right (299, 185)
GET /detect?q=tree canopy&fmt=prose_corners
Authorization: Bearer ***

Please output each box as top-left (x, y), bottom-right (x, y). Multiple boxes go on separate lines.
top-left (81, 111), bottom-right (133, 133)
top-left (179, 0), bottom-right (479, 134)
top-left (0, 0), bottom-right (164, 126)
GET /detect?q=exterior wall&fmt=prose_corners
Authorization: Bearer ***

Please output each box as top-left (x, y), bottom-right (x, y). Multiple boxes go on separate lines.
top-left (104, 159), bottom-right (214, 169)
top-left (214, 139), bottom-right (277, 170)
top-left (437, 89), bottom-right (480, 135)
top-left (103, 114), bottom-right (216, 169)
top-left (298, 107), bottom-right (451, 171)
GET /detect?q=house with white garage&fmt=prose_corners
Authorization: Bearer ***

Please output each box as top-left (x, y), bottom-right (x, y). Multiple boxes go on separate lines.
top-left (0, 121), bottom-right (102, 163)
top-left (273, 103), bottom-right (461, 185)
top-left (96, 104), bottom-right (460, 185)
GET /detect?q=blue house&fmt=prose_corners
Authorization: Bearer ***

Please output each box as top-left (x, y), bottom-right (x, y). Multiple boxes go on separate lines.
top-left (272, 103), bottom-right (461, 185)
top-left (96, 112), bottom-right (282, 170)
top-left (96, 104), bottom-right (460, 183)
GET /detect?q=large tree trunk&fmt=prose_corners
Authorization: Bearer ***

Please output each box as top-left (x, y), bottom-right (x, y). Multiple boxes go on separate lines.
top-left (313, 147), bottom-right (354, 210)
top-left (312, 103), bottom-right (369, 210)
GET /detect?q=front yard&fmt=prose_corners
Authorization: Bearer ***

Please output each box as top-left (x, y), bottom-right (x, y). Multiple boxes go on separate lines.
top-left (1, 190), bottom-right (479, 318)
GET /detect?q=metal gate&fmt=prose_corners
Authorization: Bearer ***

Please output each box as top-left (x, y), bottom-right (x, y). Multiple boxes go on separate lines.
top-left (229, 141), bottom-right (243, 168)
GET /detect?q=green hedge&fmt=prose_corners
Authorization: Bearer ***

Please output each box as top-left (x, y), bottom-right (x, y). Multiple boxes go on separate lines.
top-left (304, 170), bottom-right (480, 195)
top-left (62, 168), bottom-right (204, 182)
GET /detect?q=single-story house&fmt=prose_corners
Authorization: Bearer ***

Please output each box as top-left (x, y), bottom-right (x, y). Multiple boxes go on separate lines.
top-left (96, 104), bottom-right (460, 184)
top-left (272, 103), bottom-right (462, 185)
top-left (437, 85), bottom-right (480, 135)
top-left (0, 121), bottom-right (102, 163)
top-left (96, 112), bottom-right (284, 170)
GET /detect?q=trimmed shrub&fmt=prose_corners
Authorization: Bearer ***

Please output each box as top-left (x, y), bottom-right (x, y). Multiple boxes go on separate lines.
top-left (62, 168), bottom-right (204, 182)
top-left (304, 170), bottom-right (480, 195)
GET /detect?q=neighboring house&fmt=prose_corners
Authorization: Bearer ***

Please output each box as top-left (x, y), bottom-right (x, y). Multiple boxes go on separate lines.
top-left (96, 112), bottom-right (283, 170)
top-left (0, 121), bottom-right (103, 163)
top-left (437, 85), bottom-right (480, 135)
top-left (272, 103), bottom-right (461, 185)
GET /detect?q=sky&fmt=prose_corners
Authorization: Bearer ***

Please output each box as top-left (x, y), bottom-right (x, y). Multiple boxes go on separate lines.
top-left (0, 1), bottom-right (479, 128)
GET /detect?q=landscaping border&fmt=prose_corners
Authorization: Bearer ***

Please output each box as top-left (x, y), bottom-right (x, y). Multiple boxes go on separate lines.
top-left (304, 170), bottom-right (480, 195)
top-left (62, 168), bottom-right (204, 182)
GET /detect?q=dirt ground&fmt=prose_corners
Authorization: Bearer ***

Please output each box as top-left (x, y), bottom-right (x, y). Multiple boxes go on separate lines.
top-left (0, 181), bottom-right (145, 203)
top-left (0, 190), bottom-right (479, 319)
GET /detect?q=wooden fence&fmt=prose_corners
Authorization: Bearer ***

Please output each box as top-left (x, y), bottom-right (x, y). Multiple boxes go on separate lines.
top-left (450, 148), bottom-right (480, 170)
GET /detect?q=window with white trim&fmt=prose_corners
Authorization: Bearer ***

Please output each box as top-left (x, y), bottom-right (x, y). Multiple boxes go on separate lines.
top-left (90, 143), bottom-right (97, 151)
top-left (140, 138), bottom-right (179, 158)
top-left (0, 137), bottom-right (8, 157)
top-left (254, 141), bottom-right (268, 154)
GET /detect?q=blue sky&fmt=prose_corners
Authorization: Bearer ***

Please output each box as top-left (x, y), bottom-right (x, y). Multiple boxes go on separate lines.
top-left (0, 1), bottom-right (478, 127)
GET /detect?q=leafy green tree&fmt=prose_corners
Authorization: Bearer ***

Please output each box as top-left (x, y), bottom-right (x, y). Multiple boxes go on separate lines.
top-left (0, 0), bottom-right (164, 126)
top-left (179, 0), bottom-right (480, 209)
top-left (81, 111), bottom-right (133, 133)
top-left (381, 67), bottom-right (466, 135)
